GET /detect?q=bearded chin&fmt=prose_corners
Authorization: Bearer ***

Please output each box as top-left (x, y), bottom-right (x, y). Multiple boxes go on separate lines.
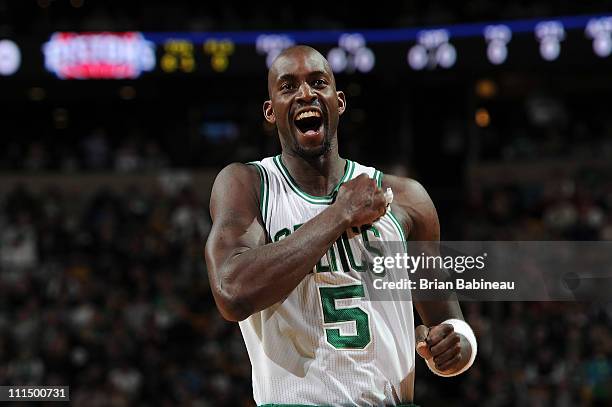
top-left (291, 123), bottom-right (333, 159)
top-left (294, 139), bottom-right (332, 159)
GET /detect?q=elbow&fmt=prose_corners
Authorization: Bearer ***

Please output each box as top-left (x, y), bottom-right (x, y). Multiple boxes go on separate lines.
top-left (213, 281), bottom-right (254, 322)
top-left (217, 300), bottom-right (251, 322)
top-left (205, 251), bottom-right (256, 322)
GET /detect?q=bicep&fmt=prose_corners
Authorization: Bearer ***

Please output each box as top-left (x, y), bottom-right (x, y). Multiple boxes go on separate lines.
top-left (402, 179), bottom-right (440, 242)
top-left (383, 175), bottom-right (440, 242)
top-left (205, 164), bottom-right (266, 276)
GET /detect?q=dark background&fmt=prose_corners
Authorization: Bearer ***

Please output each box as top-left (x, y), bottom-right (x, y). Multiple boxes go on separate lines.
top-left (0, 1), bottom-right (611, 406)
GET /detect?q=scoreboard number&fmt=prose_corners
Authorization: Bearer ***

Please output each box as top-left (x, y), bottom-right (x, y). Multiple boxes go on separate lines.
top-left (161, 40), bottom-right (195, 73)
top-left (203, 39), bottom-right (234, 72)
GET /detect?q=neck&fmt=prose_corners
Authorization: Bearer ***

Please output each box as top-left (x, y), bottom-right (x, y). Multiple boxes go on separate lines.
top-left (280, 145), bottom-right (346, 197)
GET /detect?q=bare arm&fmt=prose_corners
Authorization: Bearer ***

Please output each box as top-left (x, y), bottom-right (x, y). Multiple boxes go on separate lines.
top-left (205, 164), bottom-right (386, 321)
top-left (384, 175), bottom-right (463, 324)
top-left (384, 174), bottom-right (473, 374)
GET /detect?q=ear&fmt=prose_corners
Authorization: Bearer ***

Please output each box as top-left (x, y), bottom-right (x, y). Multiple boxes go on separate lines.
top-left (337, 91), bottom-right (346, 116)
top-left (263, 100), bottom-right (276, 124)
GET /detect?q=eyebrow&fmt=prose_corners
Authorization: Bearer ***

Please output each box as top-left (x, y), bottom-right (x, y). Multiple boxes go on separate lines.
top-left (277, 70), bottom-right (330, 84)
top-left (277, 73), bottom-right (297, 83)
top-left (306, 70), bottom-right (329, 78)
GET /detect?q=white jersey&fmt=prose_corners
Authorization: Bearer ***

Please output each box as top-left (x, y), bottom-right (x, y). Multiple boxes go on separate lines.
top-left (240, 155), bottom-right (415, 406)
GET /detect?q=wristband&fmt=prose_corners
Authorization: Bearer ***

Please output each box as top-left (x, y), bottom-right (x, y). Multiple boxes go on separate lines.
top-left (425, 318), bottom-right (477, 377)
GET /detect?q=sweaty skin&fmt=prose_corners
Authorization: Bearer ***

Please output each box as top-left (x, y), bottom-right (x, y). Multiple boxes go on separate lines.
top-left (204, 45), bottom-right (472, 379)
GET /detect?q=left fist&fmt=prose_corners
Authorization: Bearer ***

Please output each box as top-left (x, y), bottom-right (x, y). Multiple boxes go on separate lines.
top-left (415, 323), bottom-right (463, 374)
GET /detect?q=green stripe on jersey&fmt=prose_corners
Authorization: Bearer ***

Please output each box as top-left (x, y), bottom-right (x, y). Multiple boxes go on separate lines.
top-left (387, 210), bottom-right (408, 252)
top-left (247, 162), bottom-right (269, 220)
top-left (376, 170), bottom-right (407, 251)
top-left (273, 155), bottom-right (354, 205)
top-left (374, 169), bottom-right (383, 188)
top-left (261, 164), bottom-right (270, 219)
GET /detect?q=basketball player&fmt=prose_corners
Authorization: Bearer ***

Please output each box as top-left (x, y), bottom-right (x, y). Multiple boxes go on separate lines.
top-left (205, 45), bottom-right (477, 406)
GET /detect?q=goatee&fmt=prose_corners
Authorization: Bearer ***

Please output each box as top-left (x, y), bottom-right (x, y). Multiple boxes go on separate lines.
top-left (294, 139), bottom-right (332, 159)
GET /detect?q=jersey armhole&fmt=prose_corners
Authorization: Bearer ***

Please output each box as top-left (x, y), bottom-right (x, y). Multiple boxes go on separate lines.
top-left (376, 169), bottom-right (409, 251)
top-left (247, 162), bottom-right (270, 224)
top-left (373, 169), bottom-right (383, 188)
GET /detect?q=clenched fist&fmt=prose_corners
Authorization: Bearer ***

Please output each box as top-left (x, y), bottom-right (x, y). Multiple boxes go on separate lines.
top-left (415, 323), bottom-right (467, 375)
top-left (333, 173), bottom-right (387, 227)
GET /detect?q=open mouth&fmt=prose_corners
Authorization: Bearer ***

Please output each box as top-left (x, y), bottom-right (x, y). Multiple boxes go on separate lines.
top-left (294, 110), bottom-right (323, 136)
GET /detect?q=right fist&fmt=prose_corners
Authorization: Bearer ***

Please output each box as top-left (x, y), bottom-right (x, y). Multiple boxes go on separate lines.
top-left (334, 174), bottom-right (387, 227)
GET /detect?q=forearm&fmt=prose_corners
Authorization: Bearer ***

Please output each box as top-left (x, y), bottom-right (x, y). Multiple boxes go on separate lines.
top-left (414, 299), bottom-right (463, 326)
top-left (215, 203), bottom-right (349, 320)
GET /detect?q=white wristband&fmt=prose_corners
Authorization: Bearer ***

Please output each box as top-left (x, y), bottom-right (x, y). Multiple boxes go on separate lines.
top-left (425, 318), bottom-right (477, 377)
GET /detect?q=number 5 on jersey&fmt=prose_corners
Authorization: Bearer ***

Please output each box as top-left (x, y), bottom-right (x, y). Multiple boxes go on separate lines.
top-left (318, 284), bottom-right (372, 350)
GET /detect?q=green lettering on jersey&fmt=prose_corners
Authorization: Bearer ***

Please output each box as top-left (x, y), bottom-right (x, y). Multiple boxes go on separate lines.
top-left (274, 224), bottom-right (383, 275)
top-left (362, 225), bottom-right (386, 276)
top-left (274, 228), bottom-right (291, 242)
top-left (273, 224), bottom-right (376, 350)
top-left (319, 284), bottom-right (371, 349)
top-left (341, 232), bottom-right (366, 272)
top-left (334, 234), bottom-right (351, 272)
top-left (315, 247), bottom-right (338, 273)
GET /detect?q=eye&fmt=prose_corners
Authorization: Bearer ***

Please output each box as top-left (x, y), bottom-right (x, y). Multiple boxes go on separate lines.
top-left (280, 82), bottom-right (295, 91)
top-left (312, 79), bottom-right (327, 88)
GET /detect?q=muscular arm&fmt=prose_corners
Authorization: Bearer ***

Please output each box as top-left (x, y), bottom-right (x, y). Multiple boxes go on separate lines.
top-left (384, 174), bottom-right (473, 374)
top-left (384, 175), bottom-right (463, 324)
top-left (205, 164), bottom-right (385, 322)
top-left (205, 163), bottom-right (348, 321)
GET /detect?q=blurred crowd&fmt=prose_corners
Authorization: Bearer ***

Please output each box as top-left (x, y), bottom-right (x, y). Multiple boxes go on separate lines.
top-left (478, 96), bottom-right (612, 163)
top-left (419, 302), bottom-right (612, 407)
top-left (1, 129), bottom-right (171, 173)
top-left (0, 170), bottom-right (610, 406)
top-left (460, 169), bottom-right (612, 241)
top-left (0, 184), bottom-right (254, 405)
top-left (3, 112), bottom-right (612, 173)
top-left (431, 170), bottom-right (612, 406)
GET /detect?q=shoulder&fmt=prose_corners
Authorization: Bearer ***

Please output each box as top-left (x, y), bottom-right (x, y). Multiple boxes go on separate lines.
top-left (382, 174), bottom-right (432, 205)
top-left (210, 162), bottom-right (261, 217)
top-left (214, 162), bottom-right (261, 185)
top-left (381, 174), bottom-right (440, 240)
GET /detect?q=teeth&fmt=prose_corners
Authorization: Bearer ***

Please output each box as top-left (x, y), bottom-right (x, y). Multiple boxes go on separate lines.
top-left (296, 110), bottom-right (321, 120)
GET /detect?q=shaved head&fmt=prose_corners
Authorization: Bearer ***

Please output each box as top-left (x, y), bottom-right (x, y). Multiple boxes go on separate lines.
top-left (263, 44), bottom-right (345, 160)
top-left (267, 45), bottom-right (335, 96)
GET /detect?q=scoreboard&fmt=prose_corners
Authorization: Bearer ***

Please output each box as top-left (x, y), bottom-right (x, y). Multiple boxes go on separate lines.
top-left (1, 13), bottom-right (612, 79)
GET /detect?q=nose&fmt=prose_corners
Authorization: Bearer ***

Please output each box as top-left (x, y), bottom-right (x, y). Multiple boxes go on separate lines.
top-left (296, 82), bottom-right (316, 103)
